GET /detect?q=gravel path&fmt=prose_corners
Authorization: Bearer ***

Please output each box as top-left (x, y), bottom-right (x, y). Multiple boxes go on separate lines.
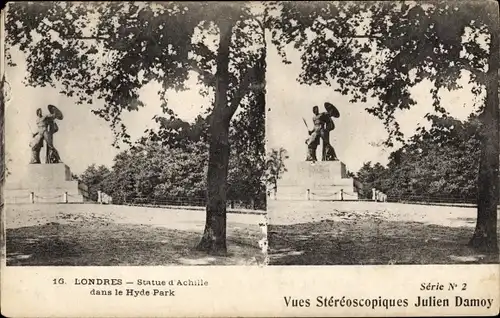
top-left (4, 203), bottom-right (267, 266)
top-left (268, 200), bottom-right (499, 265)
top-left (268, 200), bottom-right (482, 228)
top-left (5, 203), bottom-right (266, 231)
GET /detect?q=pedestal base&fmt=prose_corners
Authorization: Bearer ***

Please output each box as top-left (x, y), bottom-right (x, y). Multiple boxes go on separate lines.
top-left (276, 161), bottom-right (359, 201)
top-left (4, 163), bottom-right (89, 204)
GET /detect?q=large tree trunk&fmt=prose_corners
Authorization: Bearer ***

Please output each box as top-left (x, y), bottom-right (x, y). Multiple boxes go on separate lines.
top-left (469, 12), bottom-right (499, 253)
top-left (197, 19), bottom-right (234, 254)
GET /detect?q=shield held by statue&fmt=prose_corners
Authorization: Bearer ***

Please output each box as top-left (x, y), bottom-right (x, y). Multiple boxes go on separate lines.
top-left (324, 102), bottom-right (339, 132)
top-left (48, 104), bottom-right (64, 120)
top-left (324, 102), bottom-right (340, 118)
top-left (47, 104), bottom-right (62, 134)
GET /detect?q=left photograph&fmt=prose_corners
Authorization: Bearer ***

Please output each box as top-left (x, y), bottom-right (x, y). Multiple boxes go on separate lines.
top-left (2, 2), bottom-right (267, 266)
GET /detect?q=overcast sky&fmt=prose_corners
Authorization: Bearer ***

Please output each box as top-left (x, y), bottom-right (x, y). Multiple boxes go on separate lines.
top-left (5, 8), bottom-right (482, 182)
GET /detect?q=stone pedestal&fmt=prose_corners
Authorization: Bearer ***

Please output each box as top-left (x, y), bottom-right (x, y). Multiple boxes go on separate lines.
top-left (276, 161), bottom-right (359, 201)
top-left (4, 163), bottom-right (89, 204)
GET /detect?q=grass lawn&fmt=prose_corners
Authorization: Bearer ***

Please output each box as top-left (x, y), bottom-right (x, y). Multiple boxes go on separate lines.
top-left (268, 200), bottom-right (500, 265)
top-left (5, 204), bottom-right (265, 266)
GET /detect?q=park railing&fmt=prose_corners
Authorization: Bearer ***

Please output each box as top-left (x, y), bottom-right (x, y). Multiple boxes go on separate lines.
top-left (117, 195), bottom-right (265, 211)
top-left (3, 191), bottom-right (266, 212)
top-left (270, 186), bottom-right (482, 208)
top-left (307, 189), bottom-right (360, 201)
top-left (385, 193), bottom-right (477, 207)
top-left (5, 189), bottom-right (482, 209)
top-left (366, 187), bottom-right (479, 207)
top-left (3, 191), bottom-right (91, 204)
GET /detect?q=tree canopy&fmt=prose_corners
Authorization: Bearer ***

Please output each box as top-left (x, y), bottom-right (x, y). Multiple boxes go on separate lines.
top-left (6, 2), bottom-right (265, 144)
top-left (80, 107), bottom-right (266, 209)
top-left (356, 114), bottom-right (482, 202)
top-left (78, 164), bottom-right (113, 202)
top-left (268, 1), bottom-right (496, 144)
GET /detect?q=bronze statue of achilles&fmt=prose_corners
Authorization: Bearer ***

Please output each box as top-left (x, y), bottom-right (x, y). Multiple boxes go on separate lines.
top-left (305, 103), bottom-right (339, 162)
top-left (30, 104), bottom-right (63, 164)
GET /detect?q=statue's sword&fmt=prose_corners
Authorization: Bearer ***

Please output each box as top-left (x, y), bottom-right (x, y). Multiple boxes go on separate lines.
top-left (302, 118), bottom-right (309, 131)
top-left (303, 118), bottom-right (311, 145)
top-left (28, 123), bottom-right (35, 135)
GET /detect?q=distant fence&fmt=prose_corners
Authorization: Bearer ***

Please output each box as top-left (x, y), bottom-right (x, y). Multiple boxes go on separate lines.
top-left (6, 189), bottom-right (484, 209)
top-left (370, 188), bottom-right (479, 208)
top-left (386, 194), bottom-right (476, 205)
top-left (5, 192), bottom-right (89, 204)
top-left (271, 185), bottom-right (483, 208)
top-left (385, 194), bottom-right (477, 208)
top-left (115, 195), bottom-right (265, 211)
top-left (4, 191), bottom-right (266, 211)
top-left (307, 189), bottom-right (359, 201)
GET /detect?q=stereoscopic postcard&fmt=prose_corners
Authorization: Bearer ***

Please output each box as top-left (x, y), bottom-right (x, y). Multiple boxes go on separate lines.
top-left (1, 1), bottom-right (499, 317)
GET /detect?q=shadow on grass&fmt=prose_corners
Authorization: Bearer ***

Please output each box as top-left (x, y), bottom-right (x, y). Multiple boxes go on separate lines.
top-left (6, 221), bottom-right (263, 266)
top-left (269, 219), bottom-right (500, 265)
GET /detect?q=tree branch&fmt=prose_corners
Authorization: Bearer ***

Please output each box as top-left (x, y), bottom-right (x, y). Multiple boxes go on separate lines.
top-left (457, 60), bottom-right (486, 84)
top-left (39, 19), bottom-right (109, 41)
top-left (189, 60), bottom-right (215, 86)
top-left (225, 63), bottom-right (259, 118)
top-left (63, 36), bottom-right (109, 40)
top-left (340, 34), bottom-right (382, 39)
top-left (316, 19), bottom-right (382, 39)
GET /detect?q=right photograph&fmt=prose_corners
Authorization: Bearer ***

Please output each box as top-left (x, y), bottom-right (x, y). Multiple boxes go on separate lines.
top-left (265, 1), bottom-right (500, 265)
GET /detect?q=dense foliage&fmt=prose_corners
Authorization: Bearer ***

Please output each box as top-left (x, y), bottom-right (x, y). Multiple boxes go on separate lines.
top-left (356, 115), bottom-right (482, 202)
top-left (79, 110), bottom-right (266, 209)
top-left (78, 164), bottom-right (113, 202)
